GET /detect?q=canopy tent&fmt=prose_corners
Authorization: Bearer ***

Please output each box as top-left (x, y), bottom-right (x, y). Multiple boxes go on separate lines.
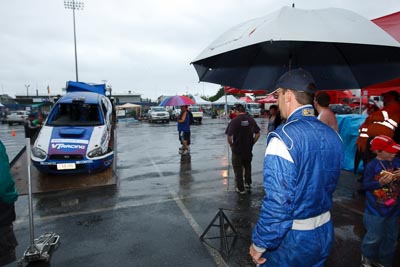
top-left (256, 94), bottom-right (276, 104)
top-left (192, 95), bottom-right (212, 105)
top-left (238, 96), bottom-right (255, 103)
top-left (212, 95), bottom-right (242, 105)
top-left (224, 86), bottom-right (267, 95)
top-left (361, 78), bottom-right (400, 96)
top-left (372, 11), bottom-right (400, 42)
top-left (116, 103), bottom-right (142, 118)
top-left (362, 12), bottom-right (400, 96)
top-left (116, 103), bottom-right (142, 109)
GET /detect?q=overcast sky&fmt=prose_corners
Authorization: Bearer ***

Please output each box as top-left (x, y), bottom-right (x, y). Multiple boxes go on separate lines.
top-left (0, 0), bottom-right (399, 100)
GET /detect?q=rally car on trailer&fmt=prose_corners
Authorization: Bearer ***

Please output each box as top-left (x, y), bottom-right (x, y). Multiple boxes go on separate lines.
top-left (31, 81), bottom-right (115, 174)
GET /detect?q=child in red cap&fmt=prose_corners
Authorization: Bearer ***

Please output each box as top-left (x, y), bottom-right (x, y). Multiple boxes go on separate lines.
top-left (361, 135), bottom-right (400, 267)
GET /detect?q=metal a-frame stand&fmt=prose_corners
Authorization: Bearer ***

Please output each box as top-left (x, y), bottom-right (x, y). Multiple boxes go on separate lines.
top-left (200, 208), bottom-right (238, 256)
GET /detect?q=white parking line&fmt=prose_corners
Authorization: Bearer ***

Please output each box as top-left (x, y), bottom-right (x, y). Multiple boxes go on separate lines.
top-left (145, 149), bottom-right (228, 267)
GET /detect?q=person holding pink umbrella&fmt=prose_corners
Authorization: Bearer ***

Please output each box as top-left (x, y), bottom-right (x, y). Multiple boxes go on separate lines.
top-left (177, 105), bottom-right (191, 155)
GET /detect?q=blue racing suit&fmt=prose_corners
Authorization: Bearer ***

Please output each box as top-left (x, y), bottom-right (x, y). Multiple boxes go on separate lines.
top-left (252, 105), bottom-right (343, 267)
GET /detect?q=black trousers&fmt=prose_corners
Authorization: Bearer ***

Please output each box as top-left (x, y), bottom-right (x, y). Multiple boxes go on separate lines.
top-left (231, 152), bottom-right (252, 191)
top-left (0, 224), bottom-right (18, 266)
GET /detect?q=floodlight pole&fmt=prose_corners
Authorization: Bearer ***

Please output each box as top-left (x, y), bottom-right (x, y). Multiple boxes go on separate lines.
top-left (25, 84), bottom-right (30, 96)
top-left (64, 0), bottom-right (84, 82)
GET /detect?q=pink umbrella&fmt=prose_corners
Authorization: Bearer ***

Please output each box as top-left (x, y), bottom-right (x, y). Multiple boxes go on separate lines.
top-left (159, 95), bottom-right (195, 106)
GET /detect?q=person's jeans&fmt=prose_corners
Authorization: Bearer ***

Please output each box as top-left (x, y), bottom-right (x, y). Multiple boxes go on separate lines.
top-left (361, 213), bottom-right (399, 267)
top-left (231, 152), bottom-right (252, 190)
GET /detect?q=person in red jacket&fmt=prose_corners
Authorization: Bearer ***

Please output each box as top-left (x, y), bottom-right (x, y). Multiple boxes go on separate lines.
top-left (355, 91), bottom-right (400, 179)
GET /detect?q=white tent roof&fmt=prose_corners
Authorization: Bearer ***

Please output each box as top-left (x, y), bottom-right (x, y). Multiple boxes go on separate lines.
top-left (116, 103), bottom-right (141, 109)
top-left (192, 95), bottom-right (212, 105)
top-left (212, 95), bottom-right (243, 105)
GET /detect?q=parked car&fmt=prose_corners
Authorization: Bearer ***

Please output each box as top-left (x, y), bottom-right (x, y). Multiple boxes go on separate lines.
top-left (329, 104), bottom-right (353, 114)
top-left (7, 110), bottom-right (30, 125)
top-left (189, 106), bottom-right (203, 124)
top-left (170, 106), bottom-right (181, 121)
top-left (31, 90), bottom-right (114, 174)
top-left (148, 106), bottom-right (170, 123)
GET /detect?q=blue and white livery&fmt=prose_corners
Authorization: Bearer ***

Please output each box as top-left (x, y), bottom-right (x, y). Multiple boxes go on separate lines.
top-left (31, 82), bottom-right (114, 174)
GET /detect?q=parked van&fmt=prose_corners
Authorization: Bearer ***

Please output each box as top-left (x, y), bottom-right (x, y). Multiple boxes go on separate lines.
top-left (245, 103), bottom-right (261, 117)
top-left (31, 82), bottom-right (114, 174)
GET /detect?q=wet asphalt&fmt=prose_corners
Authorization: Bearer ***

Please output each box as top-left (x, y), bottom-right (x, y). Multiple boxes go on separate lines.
top-left (1, 117), bottom-right (399, 267)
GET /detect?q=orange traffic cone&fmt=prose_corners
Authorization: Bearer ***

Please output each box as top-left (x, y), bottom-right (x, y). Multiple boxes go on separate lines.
top-left (11, 128), bottom-right (16, 137)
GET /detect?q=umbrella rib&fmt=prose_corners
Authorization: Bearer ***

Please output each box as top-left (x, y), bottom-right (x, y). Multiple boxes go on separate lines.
top-left (239, 45), bottom-right (263, 89)
top-left (332, 43), bottom-right (361, 88)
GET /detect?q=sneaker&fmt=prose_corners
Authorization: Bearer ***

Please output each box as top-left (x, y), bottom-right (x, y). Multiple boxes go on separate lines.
top-left (245, 183), bottom-right (252, 189)
top-left (360, 255), bottom-right (384, 267)
top-left (235, 187), bottom-right (246, 195)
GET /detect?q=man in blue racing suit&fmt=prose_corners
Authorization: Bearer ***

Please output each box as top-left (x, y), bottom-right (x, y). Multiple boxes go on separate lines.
top-left (249, 69), bottom-right (344, 267)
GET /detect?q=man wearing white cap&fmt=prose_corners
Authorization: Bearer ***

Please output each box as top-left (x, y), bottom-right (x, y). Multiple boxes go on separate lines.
top-left (249, 68), bottom-right (344, 266)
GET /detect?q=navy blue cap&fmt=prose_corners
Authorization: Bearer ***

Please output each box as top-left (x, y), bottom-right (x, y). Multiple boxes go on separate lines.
top-left (275, 68), bottom-right (316, 93)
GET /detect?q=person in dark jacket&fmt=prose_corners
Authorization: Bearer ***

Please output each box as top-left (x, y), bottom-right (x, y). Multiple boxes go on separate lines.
top-left (225, 104), bottom-right (260, 194)
top-left (0, 139), bottom-right (18, 266)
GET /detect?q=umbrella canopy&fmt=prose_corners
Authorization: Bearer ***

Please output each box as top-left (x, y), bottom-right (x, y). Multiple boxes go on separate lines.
top-left (256, 94), bottom-right (277, 104)
top-left (159, 95), bottom-right (195, 106)
top-left (191, 6), bottom-right (400, 92)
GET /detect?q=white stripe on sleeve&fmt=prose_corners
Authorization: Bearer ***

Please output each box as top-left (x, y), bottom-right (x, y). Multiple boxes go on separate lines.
top-left (265, 137), bottom-right (294, 163)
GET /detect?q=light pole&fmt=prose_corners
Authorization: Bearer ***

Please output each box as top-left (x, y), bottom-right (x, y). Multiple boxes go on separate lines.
top-left (64, 0), bottom-right (84, 82)
top-left (25, 84), bottom-right (30, 96)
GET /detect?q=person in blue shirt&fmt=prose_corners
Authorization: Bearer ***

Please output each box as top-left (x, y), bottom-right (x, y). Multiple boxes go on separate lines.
top-left (361, 135), bottom-right (400, 267)
top-left (0, 139), bottom-right (18, 266)
top-left (177, 105), bottom-right (191, 155)
top-left (249, 69), bottom-right (343, 266)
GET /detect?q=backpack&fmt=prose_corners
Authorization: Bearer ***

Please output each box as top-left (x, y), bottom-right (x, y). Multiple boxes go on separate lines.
top-left (188, 110), bottom-right (194, 125)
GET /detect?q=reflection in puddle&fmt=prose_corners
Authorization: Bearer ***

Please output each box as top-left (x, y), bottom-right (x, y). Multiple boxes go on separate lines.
top-left (334, 225), bottom-right (361, 241)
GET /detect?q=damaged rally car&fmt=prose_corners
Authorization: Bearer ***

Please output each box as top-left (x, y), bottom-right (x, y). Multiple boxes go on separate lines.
top-left (31, 81), bottom-right (114, 174)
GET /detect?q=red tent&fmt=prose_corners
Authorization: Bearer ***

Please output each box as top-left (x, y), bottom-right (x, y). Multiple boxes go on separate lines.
top-left (238, 96), bottom-right (255, 103)
top-left (224, 86), bottom-right (267, 95)
top-left (362, 77), bottom-right (400, 96)
top-left (363, 12), bottom-right (400, 95)
top-left (372, 11), bottom-right (400, 42)
top-left (256, 94), bottom-right (276, 104)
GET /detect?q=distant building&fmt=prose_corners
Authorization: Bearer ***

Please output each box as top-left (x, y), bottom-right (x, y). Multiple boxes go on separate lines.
top-left (113, 91), bottom-right (142, 105)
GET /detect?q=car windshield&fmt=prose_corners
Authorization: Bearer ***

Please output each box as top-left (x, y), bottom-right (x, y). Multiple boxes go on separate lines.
top-left (248, 104), bottom-right (259, 109)
top-left (46, 103), bottom-right (103, 126)
top-left (190, 107), bottom-right (201, 112)
top-left (152, 107), bottom-right (166, 112)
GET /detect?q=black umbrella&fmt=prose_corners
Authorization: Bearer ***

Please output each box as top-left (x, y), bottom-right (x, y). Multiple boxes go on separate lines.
top-left (191, 6), bottom-right (400, 92)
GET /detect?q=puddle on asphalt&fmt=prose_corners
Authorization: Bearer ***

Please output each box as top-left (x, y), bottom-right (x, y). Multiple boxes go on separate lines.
top-left (334, 225), bottom-right (361, 241)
